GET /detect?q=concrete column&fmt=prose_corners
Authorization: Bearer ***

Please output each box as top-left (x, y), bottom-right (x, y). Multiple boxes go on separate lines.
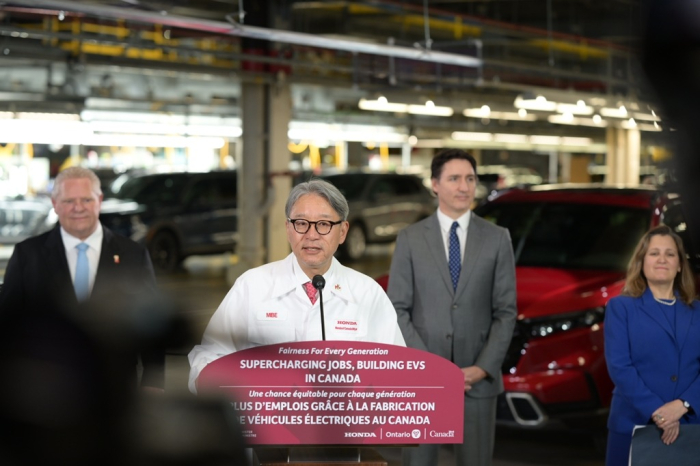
top-left (347, 142), bottom-right (364, 168)
top-left (548, 152), bottom-right (558, 183)
top-left (228, 82), bottom-right (267, 285)
top-left (559, 153), bottom-right (571, 183)
top-left (228, 81), bottom-right (292, 284)
top-left (570, 154), bottom-right (592, 183)
top-left (267, 83), bottom-right (293, 263)
top-left (471, 149), bottom-right (482, 166)
top-left (606, 126), bottom-right (640, 185)
top-left (401, 142), bottom-right (411, 168)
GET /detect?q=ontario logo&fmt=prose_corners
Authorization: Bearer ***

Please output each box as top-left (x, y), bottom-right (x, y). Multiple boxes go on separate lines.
top-left (345, 432), bottom-right (377, 438)
top-left (411, 429), bottom-right (421, 439)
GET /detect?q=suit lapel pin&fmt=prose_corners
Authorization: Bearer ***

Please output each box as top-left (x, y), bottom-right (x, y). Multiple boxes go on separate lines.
top-left (335, 284), bottom-right (341, 290)
top-left (114, 255), bottom-right (120, 264)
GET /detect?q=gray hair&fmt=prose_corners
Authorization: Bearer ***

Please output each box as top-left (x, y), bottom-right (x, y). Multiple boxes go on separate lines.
top-left (52, 167), bottom-right (102, 200)
top-left (285, 179), bottom-right (349, 221)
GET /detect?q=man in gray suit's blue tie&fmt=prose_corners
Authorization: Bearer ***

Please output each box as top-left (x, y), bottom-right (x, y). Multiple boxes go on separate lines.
top-left (388, 149), bottom-right (517, 466)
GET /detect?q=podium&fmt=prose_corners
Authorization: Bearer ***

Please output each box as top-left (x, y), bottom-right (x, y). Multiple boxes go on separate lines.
top-left (255, 447), bottom-right (388, 465)
top-left (198, 341), bottom-right (464, 464)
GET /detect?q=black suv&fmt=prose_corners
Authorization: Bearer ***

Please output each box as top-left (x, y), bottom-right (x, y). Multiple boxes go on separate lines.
top-left (317, 172), bottom-right (436, 260)
top-left (100, 171), bottom-right (237, 272)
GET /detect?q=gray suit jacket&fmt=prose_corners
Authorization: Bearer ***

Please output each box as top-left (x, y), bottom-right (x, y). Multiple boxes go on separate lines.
top-left (388, 211), bottom-right (517, 398)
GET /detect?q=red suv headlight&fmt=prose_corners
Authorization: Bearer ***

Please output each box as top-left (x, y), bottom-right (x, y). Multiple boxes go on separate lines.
top-left (521, 307), bottom-right (605, 338)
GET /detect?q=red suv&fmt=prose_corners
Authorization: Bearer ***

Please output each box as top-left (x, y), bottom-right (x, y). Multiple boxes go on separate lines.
top-left (474, 184), bottom-right (697, 430)
top-left (378, 185), bottom-right (696, 431)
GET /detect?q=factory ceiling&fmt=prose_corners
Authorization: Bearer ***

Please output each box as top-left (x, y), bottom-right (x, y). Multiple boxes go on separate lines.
top-left (0, 0), bottom-right (659, 144)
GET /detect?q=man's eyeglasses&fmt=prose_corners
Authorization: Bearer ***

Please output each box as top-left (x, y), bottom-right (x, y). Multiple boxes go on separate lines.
top-left (288, 218), bottom-right (343, 235)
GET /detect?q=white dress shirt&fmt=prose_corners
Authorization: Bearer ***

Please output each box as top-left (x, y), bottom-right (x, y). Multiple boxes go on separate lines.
top-left (187, 253), bottom-right (406, 393)
top-left (60, 224), bottom-right (103, 296)
top-left (436, 208), bottom-right (470, 261)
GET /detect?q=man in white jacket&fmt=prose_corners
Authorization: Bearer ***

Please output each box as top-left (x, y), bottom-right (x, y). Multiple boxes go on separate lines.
top-left (188, 179), bottom-right (405, 393)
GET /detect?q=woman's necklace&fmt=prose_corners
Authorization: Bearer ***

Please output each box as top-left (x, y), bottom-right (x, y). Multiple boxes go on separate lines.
top-left (653, 296), bottom-right (676, 306)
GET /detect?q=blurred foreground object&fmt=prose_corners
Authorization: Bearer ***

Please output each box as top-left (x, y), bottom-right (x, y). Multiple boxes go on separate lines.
top-left (0, 293), bottom-right (247, 465)
top-left (642, 0), bottom-right (700, 252)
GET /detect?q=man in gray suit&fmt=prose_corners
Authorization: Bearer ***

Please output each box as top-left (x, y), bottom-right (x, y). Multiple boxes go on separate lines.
top-left (388, 149), bottom-right (517, 466)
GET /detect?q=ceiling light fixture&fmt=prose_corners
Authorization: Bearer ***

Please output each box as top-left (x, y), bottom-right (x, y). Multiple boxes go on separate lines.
top-left (407, 104), bottom-right (454, 117)
top-left (288, 122), bottom-right (408, 144)
top-left (514, 95), bottom-right (557, 112)
top-left (359, 98), bottom-right (453, 117)
top-left (631, 112), bottom-right (661, 122)
top-left (493, 133), bottom-right (529, 144)
top-left (556, 102), bottom-right (593, 115)
top-left (451, 131), bottom-right (594, 147)
top-left (560, 137), bottom-right (593, 146)
top-left (529, 135), bottom-right (562, 145)
top-left (547, 114), bottom-right (580, 125)
top-left (451, 131), bottom-right (493, 142)
top-left (600, 105), bottom-right (629, 118)
top-left (463, 107), bottom-right (537, 121)
top-left (621, 118), bottom-right (637, 129)
top-left (358, 98), bottom-right (409, 113)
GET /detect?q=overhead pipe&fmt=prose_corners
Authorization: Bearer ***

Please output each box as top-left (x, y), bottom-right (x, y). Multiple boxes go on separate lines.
top-left (17, 0), bottom-right (482, 68)
top-left (357, 0), bottom-right (632, 53)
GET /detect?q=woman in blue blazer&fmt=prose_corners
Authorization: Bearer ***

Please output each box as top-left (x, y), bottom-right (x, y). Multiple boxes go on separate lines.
top-left (604, 225), bottom-right (700, 465)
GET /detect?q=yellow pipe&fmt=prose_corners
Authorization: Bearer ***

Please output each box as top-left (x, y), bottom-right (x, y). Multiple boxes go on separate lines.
top-left (71, 18), bottom-right (80, 55)
top-left (397, 15), bottom-right (482, 38)
top-left (219, 140), bottom-right (229, 168)
top-left (0, 143), bottom-right (16, 155)
top-left (59, 154), bottom-right (81, 171)
top-left (335, 141), bottom-right (344, 168)
top-left (309, 3), bottom-right (610, 59)
top-left (380, 143), bottom-right (389, 169)
top-left (309, 144), bottom-right (321, 169)
top-left (530, 39), bottom-right (608, 60)
top-left (165, 146), bottom-right (174, 164)
top-left (288, 140), bottom-right (309, 154)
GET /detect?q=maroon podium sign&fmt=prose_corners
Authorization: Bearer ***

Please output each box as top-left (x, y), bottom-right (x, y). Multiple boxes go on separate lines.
top-left (198, 341), bottom-right (464, 445)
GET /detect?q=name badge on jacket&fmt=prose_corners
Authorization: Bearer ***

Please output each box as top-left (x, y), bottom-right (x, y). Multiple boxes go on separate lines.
top-left (256, 309), bottom-right (288, 321)
top-left (334, 319), bottom-right (359, 332)
top-left (250, 307), bottom-right (293, 345)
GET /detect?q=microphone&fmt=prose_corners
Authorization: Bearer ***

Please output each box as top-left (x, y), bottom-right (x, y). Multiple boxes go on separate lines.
top-left (312, 275), bottom-right (326, 341)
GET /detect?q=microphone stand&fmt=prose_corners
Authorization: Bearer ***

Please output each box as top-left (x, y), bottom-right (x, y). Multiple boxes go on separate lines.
top-left (319, 288), bottom-right (326, 341)
top-left (312, 275), bottom-right (326, 341)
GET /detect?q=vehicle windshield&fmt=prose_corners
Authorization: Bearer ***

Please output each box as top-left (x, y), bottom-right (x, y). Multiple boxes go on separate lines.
top-left (477, 202), bottom-right (650, 270)
top-left (111, 175), bottom-right (188, 204)
top-left (0, 203), bottom-right (51, 240)
top-left (322, 174), bottom-right (367, 201)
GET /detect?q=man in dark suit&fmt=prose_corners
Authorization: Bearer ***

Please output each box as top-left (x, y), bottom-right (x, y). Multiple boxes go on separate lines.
top-left (388, 149), bottom-right (517, 466)
top-left (0, 167), bottom-right (164, 465)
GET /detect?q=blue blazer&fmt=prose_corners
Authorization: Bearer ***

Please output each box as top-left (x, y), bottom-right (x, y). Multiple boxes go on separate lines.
top-left (604, 288), bottom-right (700, 433)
